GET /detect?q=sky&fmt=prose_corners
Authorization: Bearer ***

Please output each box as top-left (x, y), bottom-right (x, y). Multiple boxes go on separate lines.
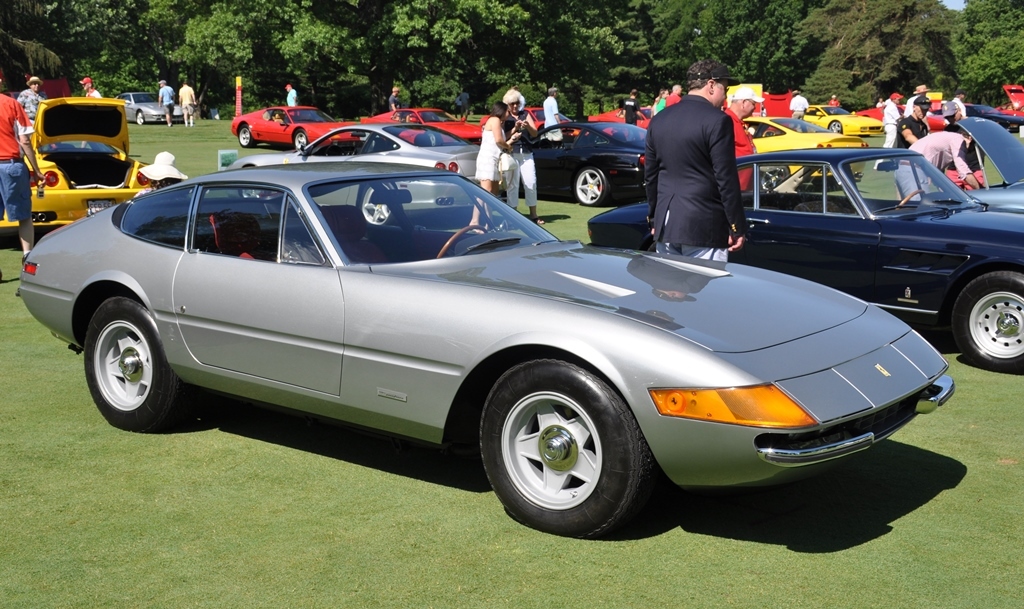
top-left (941, 0), bottom-right (965, 10)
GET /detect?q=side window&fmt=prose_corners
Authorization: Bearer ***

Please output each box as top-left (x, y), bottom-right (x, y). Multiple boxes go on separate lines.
top-left (359, 133), bottom-right (400, 155)
top-left (281, 199), bottom-right (325, 265)
top-left (120, 186), bottom-right (195, 248)
top-left (193, 187), bottom-right (284, 261)
top-left (574, 129), bottom-right (603, 148)
top-left (757, 164), bottom-right (856, 215)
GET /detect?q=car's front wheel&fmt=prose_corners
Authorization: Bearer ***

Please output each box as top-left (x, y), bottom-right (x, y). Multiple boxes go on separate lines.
top-left (84, 297), bottom-right (190, 432)
top-left (828, 120), bottom-right (843, 133)
top-left (574, 167), bottom-right (609, 206)
top-left (480, 359), bottom-right (655, 538)
top-left (238, 125), bottom-right (253, 148)
top-left (293, 128), bottom-right (308, 150)
top-left (952, 271), bottom-right (1024, 374)
top-left (136, 111), bottom-right (145, 126)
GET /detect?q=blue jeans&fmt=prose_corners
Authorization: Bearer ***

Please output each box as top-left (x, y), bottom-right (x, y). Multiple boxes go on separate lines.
top-left (0, 160), bottom-right (32, 222)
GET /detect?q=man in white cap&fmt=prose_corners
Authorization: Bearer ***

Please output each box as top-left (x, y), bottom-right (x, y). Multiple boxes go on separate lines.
top-left (726, 86), bottom-right (764, 190)
top-left (138, 151), bottom-right (188, 194)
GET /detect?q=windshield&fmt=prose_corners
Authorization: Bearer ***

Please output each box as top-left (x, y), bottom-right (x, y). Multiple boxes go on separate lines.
top-left (968, 105), bottom-right (997, 114)
top-left (305, 174), bottom-right (555, 263)
top-left (593, 123), bottom-right (647, 143)
top-left (38, 141), bottom-right (120, 154)
top-left (820, 107), bottom-right (850, 115)
top-left (771, 118), bottom-right (833, 134)
top-left (842, 155), bottom-right (978, 215)
top-left (418, 110), bottom-right (459, 122)
top-left (287, 108), bottom-right (336, 122)
top-left (384, 125), bottom-right (467, 146)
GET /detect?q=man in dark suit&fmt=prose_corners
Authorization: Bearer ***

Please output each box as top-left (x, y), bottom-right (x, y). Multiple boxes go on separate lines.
top-left (645, 59), bottom-right (747, 261)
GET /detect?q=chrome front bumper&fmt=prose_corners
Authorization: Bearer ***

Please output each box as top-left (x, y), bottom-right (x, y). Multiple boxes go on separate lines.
top-left (756, 374), bottom-right (955, 467)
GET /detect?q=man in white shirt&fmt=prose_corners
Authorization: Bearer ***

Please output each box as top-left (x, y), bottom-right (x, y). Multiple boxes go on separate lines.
top-left (951, 89), bottom-right (967, 117)
top-left (543, 87), bottom-right (560, 128)
top-left (789, 89), bottom-right (809, 119)
top-left (904, 84), bottom-right (930, 117)
top-left (882, 92), bottom-right (903, 149)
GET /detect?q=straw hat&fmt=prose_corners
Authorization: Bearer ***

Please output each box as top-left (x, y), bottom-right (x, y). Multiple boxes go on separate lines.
top-left (140, 152), bottom-right (188, 181)
top-left (27, 76), bottom-right (43, 86)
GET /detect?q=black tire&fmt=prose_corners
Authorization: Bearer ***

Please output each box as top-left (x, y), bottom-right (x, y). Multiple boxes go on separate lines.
top-left (951, 271), bottom-right (1024, 374)
top-left (136, 111), bottom-right (145, 126)
top-left (238, 124), bottom-right (254, 148)
top-left (83, 297), bottom-right (190, 432)
top-left (480, 359), bottom-right (656, 538)
top-left (573, 167), bottom-right (610, 206)
top-left (828, 120), bottom-right (843, 133)
top-left (293, 128), bottom-right (308, 150)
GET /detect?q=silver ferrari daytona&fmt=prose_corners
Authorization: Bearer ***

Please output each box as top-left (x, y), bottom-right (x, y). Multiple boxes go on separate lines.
top-left (19, 163), bottom-right (954, 538)
top-left (228, 123), bottom-right (478, 180)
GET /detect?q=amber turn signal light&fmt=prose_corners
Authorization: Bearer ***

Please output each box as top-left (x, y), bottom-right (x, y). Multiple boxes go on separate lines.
top-left (649, 385), bottom-right (817, 428)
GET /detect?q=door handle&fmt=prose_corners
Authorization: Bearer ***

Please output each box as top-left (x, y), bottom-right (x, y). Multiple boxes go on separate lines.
top-left (748, 218), bottom-right (770, 226)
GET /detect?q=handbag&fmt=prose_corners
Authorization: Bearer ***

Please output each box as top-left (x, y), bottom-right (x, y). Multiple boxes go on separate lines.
top-left (498, 152), bottom-right (515, 172)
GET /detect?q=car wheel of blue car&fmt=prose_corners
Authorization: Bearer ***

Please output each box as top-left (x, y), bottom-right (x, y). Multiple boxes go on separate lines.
top-left (952, 271), bottom-right (1024, 374)
top-left (480, 359), bottom-right (656, 538)
top-left (84, 297), bottom-right (191, 432)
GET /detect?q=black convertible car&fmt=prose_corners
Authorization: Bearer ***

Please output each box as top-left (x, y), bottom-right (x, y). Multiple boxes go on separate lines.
top-left (588, 147), bottom-right (1024, 374)
top-left (531, 122), bottom-right (646, 206)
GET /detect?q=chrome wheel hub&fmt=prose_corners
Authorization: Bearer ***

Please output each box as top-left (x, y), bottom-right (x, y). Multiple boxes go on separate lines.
top-left (539, 426), bottom-right (578, 471)
top-left (118, 347), bottom-right (144, 383)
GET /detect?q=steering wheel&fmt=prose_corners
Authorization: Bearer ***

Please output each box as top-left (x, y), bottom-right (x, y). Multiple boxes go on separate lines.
top-left (437, 225), bottom-right (486, 258)
top-left (898, 189), bottom-right (925, 207)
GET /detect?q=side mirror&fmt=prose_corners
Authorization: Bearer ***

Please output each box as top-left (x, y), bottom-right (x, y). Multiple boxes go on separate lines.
top-left (875, 160), bottom-right (898, 172)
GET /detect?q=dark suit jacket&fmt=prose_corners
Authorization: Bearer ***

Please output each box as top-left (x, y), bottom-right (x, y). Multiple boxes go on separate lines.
top-left (645, 95), bottom-right (746, 248)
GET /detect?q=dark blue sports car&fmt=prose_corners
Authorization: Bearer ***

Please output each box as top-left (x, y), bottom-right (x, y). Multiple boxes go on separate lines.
top-left (588, 147), bottom-right (1024, 374)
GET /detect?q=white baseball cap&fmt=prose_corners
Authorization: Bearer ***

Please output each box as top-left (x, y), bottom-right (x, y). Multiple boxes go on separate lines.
top-left (731, 86), bottom-right (765, 103)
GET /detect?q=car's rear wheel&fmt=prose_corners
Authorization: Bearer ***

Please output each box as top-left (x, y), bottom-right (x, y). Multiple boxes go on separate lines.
top-left (574, 167), bottom-right (609, 206)
top-left (293, 128), bottom-right (308, 150)
top-left (480, 359), bottom-right (655, 538)
top-left (136, 111), bottom-right (145, 126)
top-left (238, 125), bottom-right (253, 148)
top-left (828, 120), bottom-right (843, 133)
top-left (84, 297), bottom-right (190, 432)
top-left (952, 271), bottom-right (1024, 374)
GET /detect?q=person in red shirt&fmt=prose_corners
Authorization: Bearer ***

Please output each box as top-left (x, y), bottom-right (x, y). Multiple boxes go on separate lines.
top-left (0, 91), bottom-right (44, 280)
top-left (828, 94), bottom-right (841, 107)
top-left (665, 84), bottom-right (682, 107)
top-left (725, 86), bottom-right (763, 190)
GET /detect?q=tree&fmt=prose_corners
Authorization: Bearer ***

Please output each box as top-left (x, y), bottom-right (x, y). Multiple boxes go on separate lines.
top-left (797, 0), bottom-right (956, 109)
top-left (0, 0), bottom-right (61, 82)
top-left (952, 0), bottom-right (1024, 105)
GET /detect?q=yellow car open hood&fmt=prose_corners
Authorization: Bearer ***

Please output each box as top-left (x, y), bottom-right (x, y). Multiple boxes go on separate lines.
top-left (33, 98), bottom-right (130, 154)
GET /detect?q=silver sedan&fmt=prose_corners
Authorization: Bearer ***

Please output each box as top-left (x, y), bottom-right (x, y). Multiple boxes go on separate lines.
top-left (19, 163), bottom-right (953, 538)
top-left (229, 123), bottom-right (478, 180)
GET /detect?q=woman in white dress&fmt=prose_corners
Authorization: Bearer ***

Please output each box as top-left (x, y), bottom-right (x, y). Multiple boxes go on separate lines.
top-left (475, 102), bottom-right (516, 195)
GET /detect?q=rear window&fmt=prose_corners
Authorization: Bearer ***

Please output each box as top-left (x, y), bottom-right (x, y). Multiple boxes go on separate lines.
top-left (120, 187), bottom-right (195, 248)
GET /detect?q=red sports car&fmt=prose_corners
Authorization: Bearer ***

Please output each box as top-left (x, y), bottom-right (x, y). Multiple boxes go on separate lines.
top-left (855, 105), bottom-right (946, 132)
top-left (232, 106), bottom-right (354, 149)
top-left (997, 84), bottom-right (1024, 116)
top-left (361, 108), bottom-right (482, 143)
top-left (587, 107), bottom-right (652, 128)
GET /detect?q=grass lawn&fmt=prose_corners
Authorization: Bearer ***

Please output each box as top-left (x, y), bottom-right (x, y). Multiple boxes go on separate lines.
top-left (0, 123), bottom-right (1022, 607)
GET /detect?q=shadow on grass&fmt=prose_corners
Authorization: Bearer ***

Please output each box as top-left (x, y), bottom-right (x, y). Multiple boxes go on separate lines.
top-left (184, 398), bottom-right (493, 493)
top-left (613, 440), bottom-right (966, 551)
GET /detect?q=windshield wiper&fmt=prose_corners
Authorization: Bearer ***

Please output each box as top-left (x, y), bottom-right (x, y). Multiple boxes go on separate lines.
top-left (461, 237), bottom-right (522, 254)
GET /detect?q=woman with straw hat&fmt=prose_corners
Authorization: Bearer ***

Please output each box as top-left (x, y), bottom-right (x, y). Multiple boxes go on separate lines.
top-left (138, 151), bottom-right (188, 194)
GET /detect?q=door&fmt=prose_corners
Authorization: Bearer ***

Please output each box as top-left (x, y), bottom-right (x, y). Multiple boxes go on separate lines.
top-left (736, 162), bottom-right (881, 301)
top-left (173, 185), bottom-right (345, 395)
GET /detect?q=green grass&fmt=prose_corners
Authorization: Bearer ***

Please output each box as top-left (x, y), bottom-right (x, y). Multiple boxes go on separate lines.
top-left (1, 125), bottom-right (1022, 608)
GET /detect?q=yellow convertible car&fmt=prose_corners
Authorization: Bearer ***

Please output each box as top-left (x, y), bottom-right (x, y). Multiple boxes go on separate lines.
top-left (800, 105), bottom-right (883, 135)
top-left (1, 98), bottom-right (148, 237)
top-left (744, 117), bottom-right (868, 153)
